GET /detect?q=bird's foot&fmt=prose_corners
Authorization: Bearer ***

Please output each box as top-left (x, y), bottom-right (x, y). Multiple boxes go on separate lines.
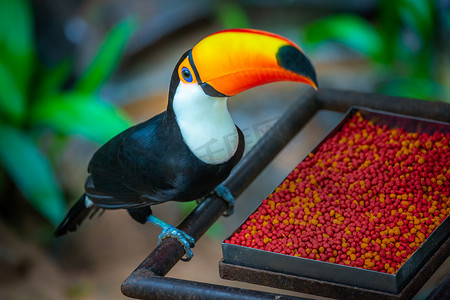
top-left (147, 215), bottom-right (195, 261)
top-left (159, 226), bottom-right (195, 261)
top-left (213, 184), bottom-right (235, 216)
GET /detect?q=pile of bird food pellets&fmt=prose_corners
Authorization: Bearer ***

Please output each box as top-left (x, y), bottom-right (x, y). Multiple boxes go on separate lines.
top-left (225, 112), bottom-right (450, 274)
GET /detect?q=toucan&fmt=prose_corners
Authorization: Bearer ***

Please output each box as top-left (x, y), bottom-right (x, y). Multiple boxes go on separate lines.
top-left (55, 28), bottom-right (318, 260)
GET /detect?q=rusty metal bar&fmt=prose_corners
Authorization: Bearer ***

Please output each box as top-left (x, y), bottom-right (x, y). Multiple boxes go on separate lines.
top-left (315, 89), bottom-right (450, 122)
top-left (427, 272), bottom-right (450, 300)
top-left (122, 89), bottom-right (450, 299)
top-left (122, 269), bottom-right (307, 300)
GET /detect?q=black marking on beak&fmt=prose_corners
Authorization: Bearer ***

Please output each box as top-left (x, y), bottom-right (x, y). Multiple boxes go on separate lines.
top-left (200, 82), bottom-right (229, 97)
top-left (188, 50), bottom-right (202, 84)
top-left (276, 45), bottom-right (319, 89)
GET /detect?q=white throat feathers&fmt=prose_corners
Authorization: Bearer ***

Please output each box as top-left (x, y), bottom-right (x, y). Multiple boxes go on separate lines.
top-left (172, 82), bottom-right (239, 165)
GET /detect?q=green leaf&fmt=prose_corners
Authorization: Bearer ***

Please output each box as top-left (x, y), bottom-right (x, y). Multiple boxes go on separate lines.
top-left (397, 0), bottom-right (434, 37)
top-left (378, 77), bottom-right (448, 102)
top-left (303, 14), bottom-right (383, 61)
top-left (395, 0), bottom-right (435, 77)
top-left (216, 1), bottom-right (250, 29)
top-left (30, 93), bottom-right (132, 143)
top-left (0, 125), bottom-right (66, 225)
top-left (35, 59), bottom-right (73, 99)
top-left (0, 63), bottom-right (26, 123)
top-left (377, 0), bottom-right (402, 64)
top-left (0, 0), bottom-right (35, 94)
top-left (75, 18), bottom-right (137, 95)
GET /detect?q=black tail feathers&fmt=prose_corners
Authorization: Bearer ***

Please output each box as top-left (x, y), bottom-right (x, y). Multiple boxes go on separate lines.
top-left (54, 194), bottom-right (102, 237)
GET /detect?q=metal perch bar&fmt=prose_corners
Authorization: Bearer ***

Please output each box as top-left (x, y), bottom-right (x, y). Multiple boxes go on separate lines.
top-left (121, 89), bottom-right (450, 299)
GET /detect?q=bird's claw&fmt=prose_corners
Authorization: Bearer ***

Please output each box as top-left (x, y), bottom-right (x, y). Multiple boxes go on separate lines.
top-left (147, 215), bottom-right (195, 261)
top-left (213, 185), bottom-right (235, 216)
top-left (158, 225), bottom-right (195, 261)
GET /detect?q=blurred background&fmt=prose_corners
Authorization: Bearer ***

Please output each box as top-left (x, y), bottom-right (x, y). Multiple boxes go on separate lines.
top-left (0, 0), bottom-right (449, 299)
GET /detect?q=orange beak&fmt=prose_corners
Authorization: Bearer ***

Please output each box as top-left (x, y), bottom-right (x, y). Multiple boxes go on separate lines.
top-left (190, 29), bottom-right (318, 97)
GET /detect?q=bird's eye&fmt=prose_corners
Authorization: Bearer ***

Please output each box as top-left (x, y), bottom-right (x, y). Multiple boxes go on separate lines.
top-left (181, 67), bottom-right (193, 82)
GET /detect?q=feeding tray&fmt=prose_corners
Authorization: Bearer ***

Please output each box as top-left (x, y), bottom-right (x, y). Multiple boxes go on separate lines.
top-left (221, 107), bottom-right (450, 295)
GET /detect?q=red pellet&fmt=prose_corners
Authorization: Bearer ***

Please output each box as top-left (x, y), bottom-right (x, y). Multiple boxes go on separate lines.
top-left (225, 112), bottom-right (450, 274)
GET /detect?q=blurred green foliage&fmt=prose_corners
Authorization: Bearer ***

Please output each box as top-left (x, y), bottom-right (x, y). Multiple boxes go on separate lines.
top-left (215, 0), bottom-right (250, 29)
top-left (303, 0), bottom-right (449, 101)
top-left (0, 0), bottom-right (134, 226)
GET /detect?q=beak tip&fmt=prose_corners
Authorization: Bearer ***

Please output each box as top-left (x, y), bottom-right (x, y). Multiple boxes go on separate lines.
top-left (276, 45), bottom-right (318, 91)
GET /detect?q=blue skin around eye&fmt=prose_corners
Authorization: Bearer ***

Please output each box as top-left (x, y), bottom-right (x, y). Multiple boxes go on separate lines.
top-left (182, 67), bottom-right (193, 82)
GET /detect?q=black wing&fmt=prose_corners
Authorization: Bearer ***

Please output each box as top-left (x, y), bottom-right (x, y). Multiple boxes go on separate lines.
top-left (86, 111), bottom-right (245, 209)
top-left (86, 113), bottom-right (167, 208)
